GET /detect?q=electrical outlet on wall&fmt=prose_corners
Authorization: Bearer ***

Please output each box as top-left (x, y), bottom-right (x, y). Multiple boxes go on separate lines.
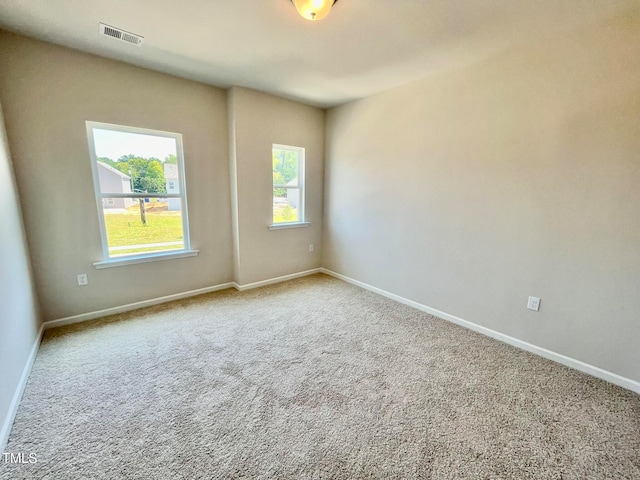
top-left (527, 296), bottom-right (541, 311)
top-left (77, 273), bottom-right (88, 286)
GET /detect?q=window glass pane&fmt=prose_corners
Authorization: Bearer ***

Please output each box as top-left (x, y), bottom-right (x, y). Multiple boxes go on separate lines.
top-left (273, 188), bottom-right (299, 223)
top-left (93, 129), bottom-right (179, 195)
top-left (272, 148), bottom-right (299, 187)
top-left (102, 198), bottom-right (184, 257)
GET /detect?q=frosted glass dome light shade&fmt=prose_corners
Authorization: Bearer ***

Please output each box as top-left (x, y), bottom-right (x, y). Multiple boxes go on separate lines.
top-left (291, 0), bottom-right (337, 21)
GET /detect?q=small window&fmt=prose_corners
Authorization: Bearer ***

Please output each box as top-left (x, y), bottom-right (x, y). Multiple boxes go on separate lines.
top-left (86, 122), bottom-right (193, 264)
top-left (272, 144), bottom-right (305, 225)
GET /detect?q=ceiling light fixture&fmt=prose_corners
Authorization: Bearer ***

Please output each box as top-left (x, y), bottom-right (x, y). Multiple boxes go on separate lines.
top-left (291, 0), bottom-right (338, 21)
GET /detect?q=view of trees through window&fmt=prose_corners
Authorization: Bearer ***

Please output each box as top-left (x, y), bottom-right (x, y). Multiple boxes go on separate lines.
top-left (272, 145), bottom-right (303, 224)
top-left (88, 125), bottom-right (188, 259)
top-left (97, 153), bottom-right (178, 194)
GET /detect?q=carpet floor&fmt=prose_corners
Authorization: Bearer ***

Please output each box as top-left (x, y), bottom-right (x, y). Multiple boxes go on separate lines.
top-left (2, 274), bottom-right (639, 479)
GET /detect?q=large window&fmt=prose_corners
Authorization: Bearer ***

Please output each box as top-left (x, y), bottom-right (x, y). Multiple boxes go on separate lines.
top-left (86, 122), bottom-right (194, 266)
top-left (272, 144), bottom-right (305, 227)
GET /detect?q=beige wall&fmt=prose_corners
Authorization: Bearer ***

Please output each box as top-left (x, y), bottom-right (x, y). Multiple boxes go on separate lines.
top-left (0, 99), bottom-right (41, 446)
top-left (229, 87), bottom-right (324, 285)
top-left (0, 32), bottom-right (233, 321)
top-left (323, 13), bottom-right (640, 382)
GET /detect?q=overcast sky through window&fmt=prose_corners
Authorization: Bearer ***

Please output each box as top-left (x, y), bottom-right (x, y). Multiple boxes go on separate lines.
top-left (93, 129), bottom-right (177, 161)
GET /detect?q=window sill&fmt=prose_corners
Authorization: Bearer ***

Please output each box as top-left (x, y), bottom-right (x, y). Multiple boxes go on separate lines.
top-left (268, 222), bottom-right (310, 231)
top-left (94, 250), bottom-right (199, 269)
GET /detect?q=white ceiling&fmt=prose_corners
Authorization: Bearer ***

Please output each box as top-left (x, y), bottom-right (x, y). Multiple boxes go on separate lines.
top-left (0, 0), bottom-right (637, 107)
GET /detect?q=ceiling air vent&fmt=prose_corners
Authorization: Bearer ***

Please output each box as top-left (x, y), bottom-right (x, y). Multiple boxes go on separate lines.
top-left (99, 23), bottom-right (143, 46)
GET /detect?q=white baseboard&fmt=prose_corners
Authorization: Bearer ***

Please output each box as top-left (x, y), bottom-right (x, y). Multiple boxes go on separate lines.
top-left (233, 268), bottom-right (321, 291)
top-left (44, 282), bottom-right (235, 330)
top-left (320, 268), bottom-right (640, 394)
top-left (44, 268), bottom-right (324, 329)
top-left (0, 323), bottom-right (44, 452)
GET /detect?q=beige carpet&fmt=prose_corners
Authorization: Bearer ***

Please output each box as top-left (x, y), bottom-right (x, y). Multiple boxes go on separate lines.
top-left (2, 274), bottom-right (639, 479)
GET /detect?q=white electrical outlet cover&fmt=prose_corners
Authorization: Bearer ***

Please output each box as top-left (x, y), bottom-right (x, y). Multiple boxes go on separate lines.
top-left (527, 296), bottom-right (541, 311)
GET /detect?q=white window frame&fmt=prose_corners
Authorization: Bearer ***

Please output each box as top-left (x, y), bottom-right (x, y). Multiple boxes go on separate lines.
top-left (86, 121), bottom-right (197, 268)
top-left (269, 144), bottom-right (310, 230)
